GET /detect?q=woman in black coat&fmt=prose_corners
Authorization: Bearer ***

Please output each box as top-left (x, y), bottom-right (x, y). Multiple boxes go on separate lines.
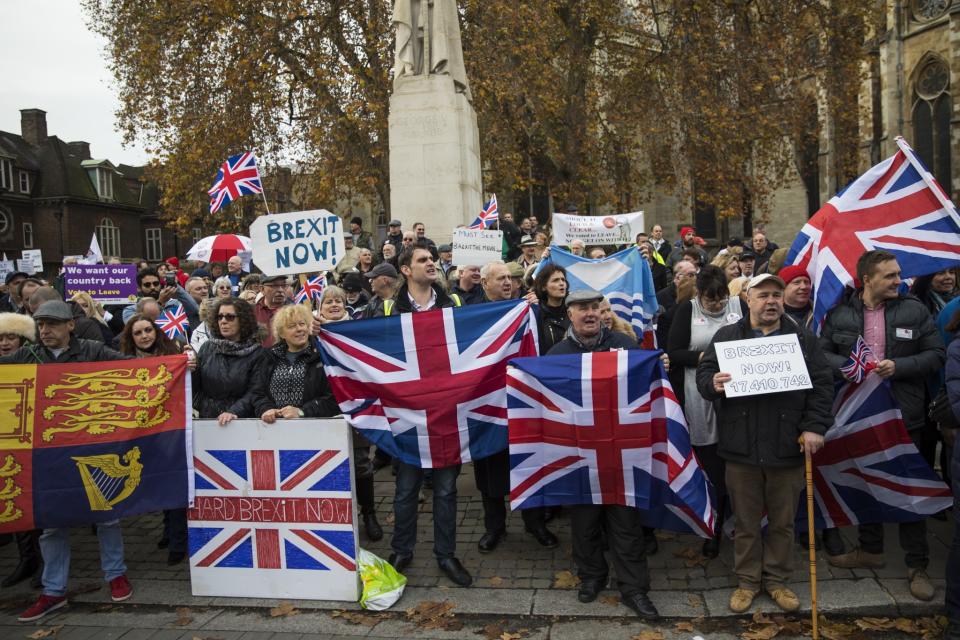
top-left (190, 297), bottom-right (262, 424)
top-left (251, 302), bottom-right (383, 542)
top-left (533, 263), bottom-right (569, 353)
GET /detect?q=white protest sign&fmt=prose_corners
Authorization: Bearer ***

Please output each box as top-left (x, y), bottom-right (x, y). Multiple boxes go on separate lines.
top-left (0, 260), bottom-right (14, 281)
top-left (552, 211), bottom-right (644, 246)
top-left (188, 418), bottom-right (360, 601)
top-left (16, 259), bottom-right (35, 275)
top-left (451, 228), bottom-right (502, 266)
top-left (22, 249), bottom-right (43, 274)
top-left (715, 334), bottom-right (812, 398)
top-left (249, 209), bottom-right (343, 276)
top-left (237, 250), bottom-right (253, 273)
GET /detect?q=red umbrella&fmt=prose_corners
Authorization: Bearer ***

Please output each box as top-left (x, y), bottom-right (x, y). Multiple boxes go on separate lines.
top-left (185, 234), bottom-right (252, 263)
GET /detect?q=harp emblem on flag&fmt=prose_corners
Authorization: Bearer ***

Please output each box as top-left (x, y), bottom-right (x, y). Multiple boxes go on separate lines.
top-left (72, 447), bottom-right (144, 511)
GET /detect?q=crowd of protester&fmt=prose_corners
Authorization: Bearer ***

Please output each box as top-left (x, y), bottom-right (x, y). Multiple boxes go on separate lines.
top-left (0, 213), bottom-right (956, 635)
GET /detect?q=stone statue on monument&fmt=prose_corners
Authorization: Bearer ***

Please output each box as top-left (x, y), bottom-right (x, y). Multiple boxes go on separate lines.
top-left (392, 0), bottom-right (472, 101)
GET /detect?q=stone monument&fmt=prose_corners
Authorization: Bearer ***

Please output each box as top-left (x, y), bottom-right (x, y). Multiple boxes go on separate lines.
top-left (389, 0), bottom-right (483, 240)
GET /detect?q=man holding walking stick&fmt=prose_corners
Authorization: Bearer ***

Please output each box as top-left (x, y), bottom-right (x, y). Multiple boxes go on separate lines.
top-left (697, 273), bottom-right (834, 614)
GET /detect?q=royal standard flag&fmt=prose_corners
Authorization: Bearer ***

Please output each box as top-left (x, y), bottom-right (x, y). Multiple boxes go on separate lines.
top-left (0, 355), bottom-right (193, 533)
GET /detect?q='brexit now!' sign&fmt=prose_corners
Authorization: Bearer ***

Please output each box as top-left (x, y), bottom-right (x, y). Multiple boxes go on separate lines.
top-left (250, 209), bottom-right (344, 276)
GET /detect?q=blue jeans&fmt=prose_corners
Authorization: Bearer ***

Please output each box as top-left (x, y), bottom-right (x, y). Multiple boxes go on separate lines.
top-left (945, 441), bottom-right (959, 626)
top-left (392, 462), bottom-right (460, 560)
top-left (40, 520), bottom-right (126, 597)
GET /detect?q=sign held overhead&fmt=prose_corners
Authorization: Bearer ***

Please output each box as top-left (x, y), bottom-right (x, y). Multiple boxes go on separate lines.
top-left (250, 209), bottom-right (343, 276)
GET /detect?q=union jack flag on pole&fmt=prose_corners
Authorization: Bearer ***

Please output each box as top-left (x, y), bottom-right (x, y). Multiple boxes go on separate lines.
top-left (468, 194), bottom-right (499, 229)
top-left (786, 137), bottom-right (960, 332)
top-left (155, 302), bottom-right (190, 340)
top-left (318, 299), bottom-right (538, 468)
top-left (799, 374), bottom-right (952, 529)
top-left (295, 274), bottom-right (326, 304)
top-left (838, 335), bottom-right (877, 384)
top-left (208, 152), bottom-right (264, 215)
top-left (507, 350), bottom-right (716, 538)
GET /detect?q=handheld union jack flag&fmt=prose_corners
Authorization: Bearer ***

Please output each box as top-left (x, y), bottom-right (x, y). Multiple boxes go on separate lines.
top-left (318, 299), bottom-right (538, 468)
top-left (507, 350), bottom-right (715, 538)
top-left (468, 194), bottom-right (499, 229)
top-left (786, 137), bottom-right (960, 332)
top-left (295, 274), bottom-right (326, 304)
top-left (155, 302), bottom-right (189, 340)
top-left (208, 152), bottom-right (264, 214)
top-left (799, 375), bottom-right (952, 529)
top-left (838, 335), bottom-right (877, 384)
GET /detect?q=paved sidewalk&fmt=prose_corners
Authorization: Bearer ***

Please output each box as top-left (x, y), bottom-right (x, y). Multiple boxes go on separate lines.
top-left (0, 466), bottom-right (953, 626)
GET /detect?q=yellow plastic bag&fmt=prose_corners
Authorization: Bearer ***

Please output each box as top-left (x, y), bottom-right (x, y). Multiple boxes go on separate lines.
top-left (358, 548), bottom-right (407, 610)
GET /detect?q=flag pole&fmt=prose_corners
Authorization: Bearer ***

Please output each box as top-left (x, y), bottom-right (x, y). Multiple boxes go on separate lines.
top-left (804, 445), bottom-right (819, 640)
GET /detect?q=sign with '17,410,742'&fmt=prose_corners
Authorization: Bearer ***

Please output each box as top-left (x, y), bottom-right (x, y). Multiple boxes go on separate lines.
top-left (249, 209), bottom-right (344, 276)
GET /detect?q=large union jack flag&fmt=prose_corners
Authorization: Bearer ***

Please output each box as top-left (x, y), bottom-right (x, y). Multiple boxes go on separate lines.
top-left (507, 350), bottom-right (715, 538)
top-left (318, 299), bottom-right (538, 468)
top-left (155, 302), bottom-right (189, 340)
top-left (208, 152), bottom-right (264, 214)
top-left (468, 194), bottom-right (499, 229)
top-left (786, 137), bottom-right (960, 332)
top-left (188, 448), bottom-right (356, 572)
top-left (800, 374), bottom-right (952, 530)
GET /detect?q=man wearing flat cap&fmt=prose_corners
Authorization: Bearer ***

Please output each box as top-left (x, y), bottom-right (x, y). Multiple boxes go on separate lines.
top-left (384, 219), bottom-right (404, 258)
top-left (0, 301), bottom-right (135, 623)
top-left (256, 274), bottom-right (292, 347)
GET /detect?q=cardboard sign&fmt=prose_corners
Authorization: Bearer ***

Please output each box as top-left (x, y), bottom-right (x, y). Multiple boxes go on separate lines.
top-left (21, 250), bottom-right (43, 274)
top-left (188, 418), bottom-right (359, 601)
top-left (0, 260), bottom-right (15, 282)
top-left (16, 259), bottom-right (35, 275)
top-left (451, 228), bottom-right (503, 266)
top-left (714, 334), bottom-right (812, 398)
top-left (552, 211), bottom-right (644, 246)
top-left (62, 264), bottom-right (138, 304)
top-left (249, 210), bottom-right (343, 276)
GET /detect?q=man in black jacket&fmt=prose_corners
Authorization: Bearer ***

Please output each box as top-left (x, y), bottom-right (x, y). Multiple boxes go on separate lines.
top-left (547, 289), bottom-right (659, 620)
top-left (370, 244), bottom-right (472, 588)
top-left (5, 301), bottom-right (135, 622)
top-left (697, 274), bottom-right (833, 614)
top-left (819, 250), bottom-right (945, 601)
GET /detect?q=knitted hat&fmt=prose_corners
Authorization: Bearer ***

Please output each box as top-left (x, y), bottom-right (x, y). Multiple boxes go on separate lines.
top-left (778, 265), bottom-right (809, 286)
top-left (680, 226), bottom-right (695, 238)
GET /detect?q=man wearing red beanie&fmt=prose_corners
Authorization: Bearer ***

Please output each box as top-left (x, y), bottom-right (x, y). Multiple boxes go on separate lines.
top-left (668, 226), bottom-right (706, 267)
top-left (779, 265), bottom-right (813, 330)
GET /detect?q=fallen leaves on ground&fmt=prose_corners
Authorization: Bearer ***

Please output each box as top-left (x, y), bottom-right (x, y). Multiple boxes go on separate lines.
top-left (552, 570), bottom-right (580, 588)
top-left (269, 602), bottom-right (299, 617)
top-left (174, 607), bottom-right (193, 626)
top-left (738, 612), bottom-right (811, 640)
top-left (385, 512), bottom-right (395, 525)
top-left (599, 594), bottom-right (620, 606)
top-left (852, 616), bottom-right (946, 639)
top-left (405, 600), bottom-right (462, 631)
top-left (672, 546), bottom-right (709, 567)
top-left (818, 615), bottom-right (858, 640)
top-left (479, 622), bottom-right (530, 639)
top-left (687, 594), bottom-right (702, 608)
top-left (631, 631), bottom-right (664, 640)
top-left (674, 621), bottom-right (695, 633)
top-left (330, 609), bottom-right (379, 627)
top-left (488, 576), bottom-right (504, 586)
top-left (27, 626), bottom-right (63, 639)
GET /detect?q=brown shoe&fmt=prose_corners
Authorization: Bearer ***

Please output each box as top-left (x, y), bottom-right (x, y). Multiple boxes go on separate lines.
top-left (729, 588), bottom-right (758, 613)
top-left (827, 549), bottom-right (884, 569)
top-left (908, 569), bottom-right (934, 601)
top-left (767, 586), bottom-right (800, 612)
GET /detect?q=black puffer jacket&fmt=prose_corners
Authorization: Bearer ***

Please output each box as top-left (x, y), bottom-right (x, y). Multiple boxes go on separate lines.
top-left (251, 342), bottom-right (340, 418)
top-left (0, 336), bottom-right (128, 364)
top-left (819, 292), bottom-right (945, 430)
top-left (538, 302), bottom-right (569, 354)
top-left (192, 338), bottom-right (264, 419)
top-left (696, 316), bottom-right (834, 467)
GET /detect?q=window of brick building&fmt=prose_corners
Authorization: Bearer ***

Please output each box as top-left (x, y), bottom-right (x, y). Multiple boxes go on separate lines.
top-left (96, 218), bottom-right (121, 258)
top-left (145, 228), bottom-right (162, 261)
top-left (0, 159), bottom-right (12, 191)
top-left (913, 57), bottom-right (951, 197)
top-left (22, 222), bottom-right (33, 249)
top-left (18, 171), bottom-right (29, 194)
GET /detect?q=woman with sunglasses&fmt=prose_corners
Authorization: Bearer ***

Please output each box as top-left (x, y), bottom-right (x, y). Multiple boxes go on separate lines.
top-left (191, 297), bottom-right (262, 426)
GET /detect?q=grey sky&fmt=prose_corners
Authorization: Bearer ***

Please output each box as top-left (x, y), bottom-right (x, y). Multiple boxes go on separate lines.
top-left (0, 0), bottom-right (148, 165)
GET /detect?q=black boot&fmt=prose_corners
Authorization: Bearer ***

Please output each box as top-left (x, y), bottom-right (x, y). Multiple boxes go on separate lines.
top-left (356, 475), bottom-right (383, 541)
top-left (3, 530), bottom-right (39, 587)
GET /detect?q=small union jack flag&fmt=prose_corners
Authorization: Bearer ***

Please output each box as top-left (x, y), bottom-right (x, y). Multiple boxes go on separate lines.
top-left (155, 302), bottom-right (189, 340)
top-left (468, 194), bottom-right (498, 229)
top-left (208, 152), bottom-right (264, 214)
top-left (839, 335), bottom-right (877, 384)
top-left (295, 274), bottom-right (326, 304)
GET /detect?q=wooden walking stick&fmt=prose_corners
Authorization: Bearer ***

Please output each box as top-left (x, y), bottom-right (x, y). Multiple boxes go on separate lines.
top-left (804, 445), bottom-right (819, 640)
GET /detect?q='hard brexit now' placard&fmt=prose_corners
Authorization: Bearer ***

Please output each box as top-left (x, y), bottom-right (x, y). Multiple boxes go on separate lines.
top-left (714, 334), bottom-right (812, 398)
top-left (250, 210), bottom-right (343, 276)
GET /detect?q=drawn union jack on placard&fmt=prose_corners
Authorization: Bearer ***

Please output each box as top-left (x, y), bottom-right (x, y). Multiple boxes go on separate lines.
top-left (188, 421), bottom-right (360, 601)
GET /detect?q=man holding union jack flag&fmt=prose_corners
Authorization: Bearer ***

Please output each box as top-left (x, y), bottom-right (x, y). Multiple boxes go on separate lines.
top-left (697, 273), bottom-right (834, 615)
top-left (819, 250), bottom-right (945, 601)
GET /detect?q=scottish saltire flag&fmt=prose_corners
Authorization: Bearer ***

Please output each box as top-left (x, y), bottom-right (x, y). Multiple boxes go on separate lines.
top-left (468, 194), bottom-right (499, 229)
top-left (155, 302), bottom-right (190, 340)
top-left (189, 448), bottom-right (356, 572)
top-left (507, 350), bottom-right (715, 537)
top-left (295, 274), bottom-right (326, 304)
top-left (786, 137), bottom-right (960, 332)
top-left (799, 374), bottom-right (952, 530)
top-left (208, 152), bottom-right (264, 214)
top-left (538, 245), bottom-right (658, 341)
top-left (838, 335), bottom-right (877, 383)
top-left (318, 299), bottom-right (538, 468)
